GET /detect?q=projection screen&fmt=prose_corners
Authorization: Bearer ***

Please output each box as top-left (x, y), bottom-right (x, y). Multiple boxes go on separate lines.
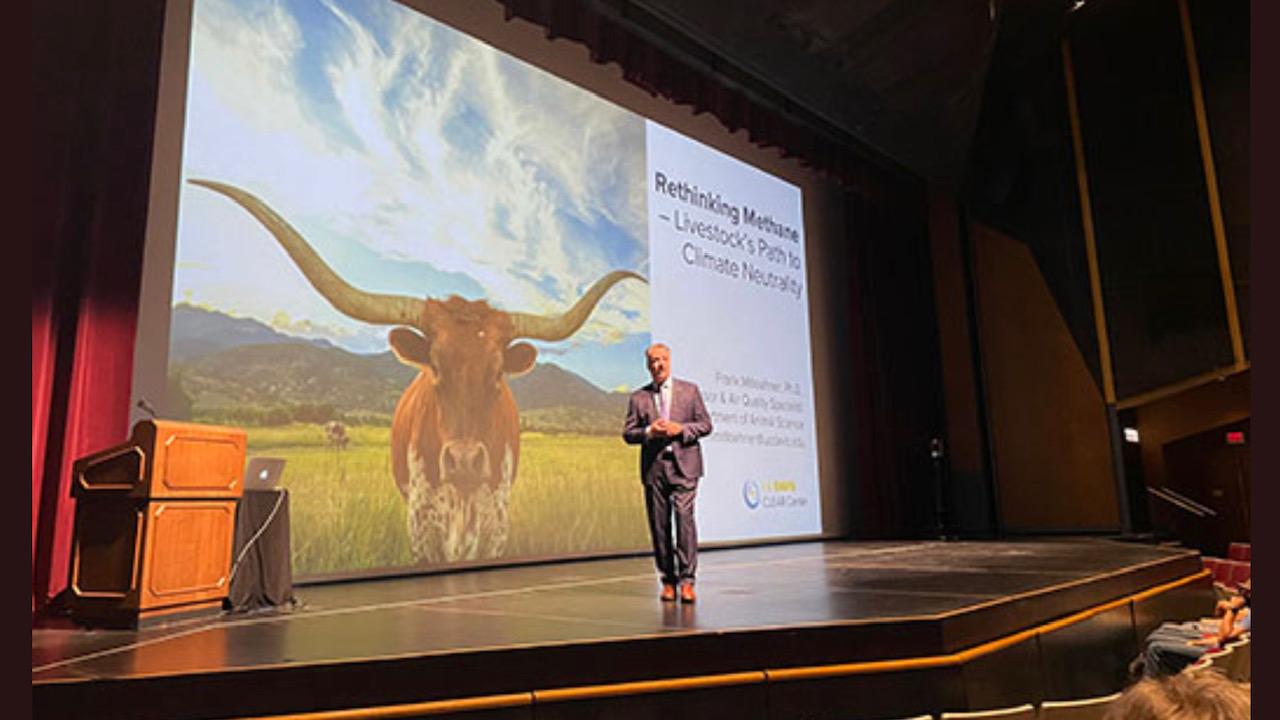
top-left (131, 0), bottom-right (832, 579)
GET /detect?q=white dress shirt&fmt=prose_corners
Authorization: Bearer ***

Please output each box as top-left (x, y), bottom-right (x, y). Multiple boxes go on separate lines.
top-left (651, 379), bottom-right (675, 453)
top-left (655, 379), bottom-right (672, 420)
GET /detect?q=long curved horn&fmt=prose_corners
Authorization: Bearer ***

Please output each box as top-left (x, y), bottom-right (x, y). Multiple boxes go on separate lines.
top-left (510, 270), bottom-right (646, 341)
top-left (189, 179), bottom-right (422, 327)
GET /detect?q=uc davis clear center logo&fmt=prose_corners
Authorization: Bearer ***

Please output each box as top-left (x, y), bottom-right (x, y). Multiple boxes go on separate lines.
top-left (743, 479), bottom-right (806, 510)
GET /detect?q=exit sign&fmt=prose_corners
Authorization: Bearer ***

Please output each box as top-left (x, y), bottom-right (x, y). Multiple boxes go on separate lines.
top-left (1226, 431), bottom-right (1246, 445)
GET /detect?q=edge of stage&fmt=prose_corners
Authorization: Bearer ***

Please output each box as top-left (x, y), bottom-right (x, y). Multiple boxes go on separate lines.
top-left (33, 539), bottom-right (1211, 720)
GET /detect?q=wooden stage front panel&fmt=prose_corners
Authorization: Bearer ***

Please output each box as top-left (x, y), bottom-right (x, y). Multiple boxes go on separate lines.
top-left (33, 539), bottom-right (1210, 720)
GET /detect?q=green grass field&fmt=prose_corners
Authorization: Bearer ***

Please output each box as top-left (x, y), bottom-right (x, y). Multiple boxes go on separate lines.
top-left (247, 424), bottom-right (649, 577)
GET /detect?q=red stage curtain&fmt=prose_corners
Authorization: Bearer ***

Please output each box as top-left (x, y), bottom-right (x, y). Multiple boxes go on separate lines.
top-left (32, 267), bottom-right (56, 610)
top-left (32, 0), bottom-right (165, 615)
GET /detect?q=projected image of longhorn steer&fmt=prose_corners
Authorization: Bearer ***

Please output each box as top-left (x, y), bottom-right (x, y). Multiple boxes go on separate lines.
top-left (190, 180), bottom-right (644, 563)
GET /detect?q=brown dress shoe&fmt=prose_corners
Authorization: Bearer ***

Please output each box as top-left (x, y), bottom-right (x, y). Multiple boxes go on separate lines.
top-left (680, 584), bottom-right (696, 603)
top-left (660, 584), bottom-right (677, 602)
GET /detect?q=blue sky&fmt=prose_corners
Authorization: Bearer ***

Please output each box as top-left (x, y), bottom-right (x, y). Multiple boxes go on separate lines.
top-left (171, 0), bottom-right (652, 391)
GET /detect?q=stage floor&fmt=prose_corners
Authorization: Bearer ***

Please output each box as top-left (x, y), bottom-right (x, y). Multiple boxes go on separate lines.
top-left (33, 539), bottom-right (1207, 720)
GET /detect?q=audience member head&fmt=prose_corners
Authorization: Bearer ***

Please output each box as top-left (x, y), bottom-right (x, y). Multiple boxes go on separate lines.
top-left (1105, 671), bottom-right (1249, 720)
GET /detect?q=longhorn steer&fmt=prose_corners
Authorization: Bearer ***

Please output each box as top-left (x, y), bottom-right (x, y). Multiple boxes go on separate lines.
top-left (191, 180), bottom-right (643, 563)
top-left (324, 420), bottom-right (349, 450)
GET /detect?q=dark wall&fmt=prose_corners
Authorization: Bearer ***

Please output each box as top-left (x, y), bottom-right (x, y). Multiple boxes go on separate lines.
top-left (1158, 419), bottom-right (1250, 556)
top-left (928, 190), bottom-right (996, 537)
top-left (964, 0), bottom-right (1100, 391)
top-left (1187, 0), bottom-right (1250, 355)
top-left (1068, 0), bottom-right (1237, 398)
top-left (965, 0), bottom-right (1249, 402)
top-left (970, 222), bottom-right (1120, 532)
top-left (1131, 370), bottom-right (1250, 551)
top-left (953, 0), bottom-right (1249, 533)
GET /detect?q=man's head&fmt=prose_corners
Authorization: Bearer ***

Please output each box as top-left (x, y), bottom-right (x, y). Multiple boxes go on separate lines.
top-left (1105, 672), bottom-right (1249, 720)
top-left (646, 343), bottom-right (671, 386)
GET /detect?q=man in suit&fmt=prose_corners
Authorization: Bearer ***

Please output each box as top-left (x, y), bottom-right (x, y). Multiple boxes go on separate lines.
top-left (623, 343), bottom-right (713, 602)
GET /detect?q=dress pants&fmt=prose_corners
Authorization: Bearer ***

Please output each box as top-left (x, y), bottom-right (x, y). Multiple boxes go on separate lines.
top-left (644, 452), bottom-right (697, 586)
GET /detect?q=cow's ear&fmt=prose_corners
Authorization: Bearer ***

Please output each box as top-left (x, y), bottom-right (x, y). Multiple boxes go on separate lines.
top-left (504, 341), bottom-right (537, 375)
top-left (389, 327), bottom-right (432, 368)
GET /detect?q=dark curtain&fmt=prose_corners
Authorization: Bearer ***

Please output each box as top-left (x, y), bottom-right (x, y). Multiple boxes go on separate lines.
top-left (844, 186), bottom-right (945, 538)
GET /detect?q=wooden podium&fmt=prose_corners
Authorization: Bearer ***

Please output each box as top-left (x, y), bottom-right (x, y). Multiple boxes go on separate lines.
top-left (68, 420), bottom-right (247, 627)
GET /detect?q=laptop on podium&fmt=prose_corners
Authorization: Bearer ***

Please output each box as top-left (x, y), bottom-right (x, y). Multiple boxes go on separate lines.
top-left (243, 457), bottom-right (286, 491)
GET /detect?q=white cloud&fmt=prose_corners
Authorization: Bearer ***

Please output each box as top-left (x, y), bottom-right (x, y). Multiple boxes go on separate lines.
top-left (178, 0), bottom-right (650, 351)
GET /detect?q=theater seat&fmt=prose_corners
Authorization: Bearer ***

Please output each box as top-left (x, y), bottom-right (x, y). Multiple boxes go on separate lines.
top-left (941, 704), bottom-right (1036, 720)
top-left (1202, 556), bottom-right (1225, 582)
top-left (1225, 560), bottom-right (1251, 586)
top-left (1187, 645), bottom-right (1234, 676)
top-left (1225, 636), bottom-right (1250, 682)
top-left (1039, 692), bottom-right (1123, 720)
top-left (1227, 542), bottom-right (1251, 561)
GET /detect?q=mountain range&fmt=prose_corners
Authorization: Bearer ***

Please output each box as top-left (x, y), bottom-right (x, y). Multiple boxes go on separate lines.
top-left (166, 304), bottom-right (629, 432)
top-left (168, 303), bottom-right (336, 362)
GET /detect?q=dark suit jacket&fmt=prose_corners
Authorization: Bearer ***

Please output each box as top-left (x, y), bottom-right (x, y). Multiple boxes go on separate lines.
top-left (623, 378), bottom-right (713, 483)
